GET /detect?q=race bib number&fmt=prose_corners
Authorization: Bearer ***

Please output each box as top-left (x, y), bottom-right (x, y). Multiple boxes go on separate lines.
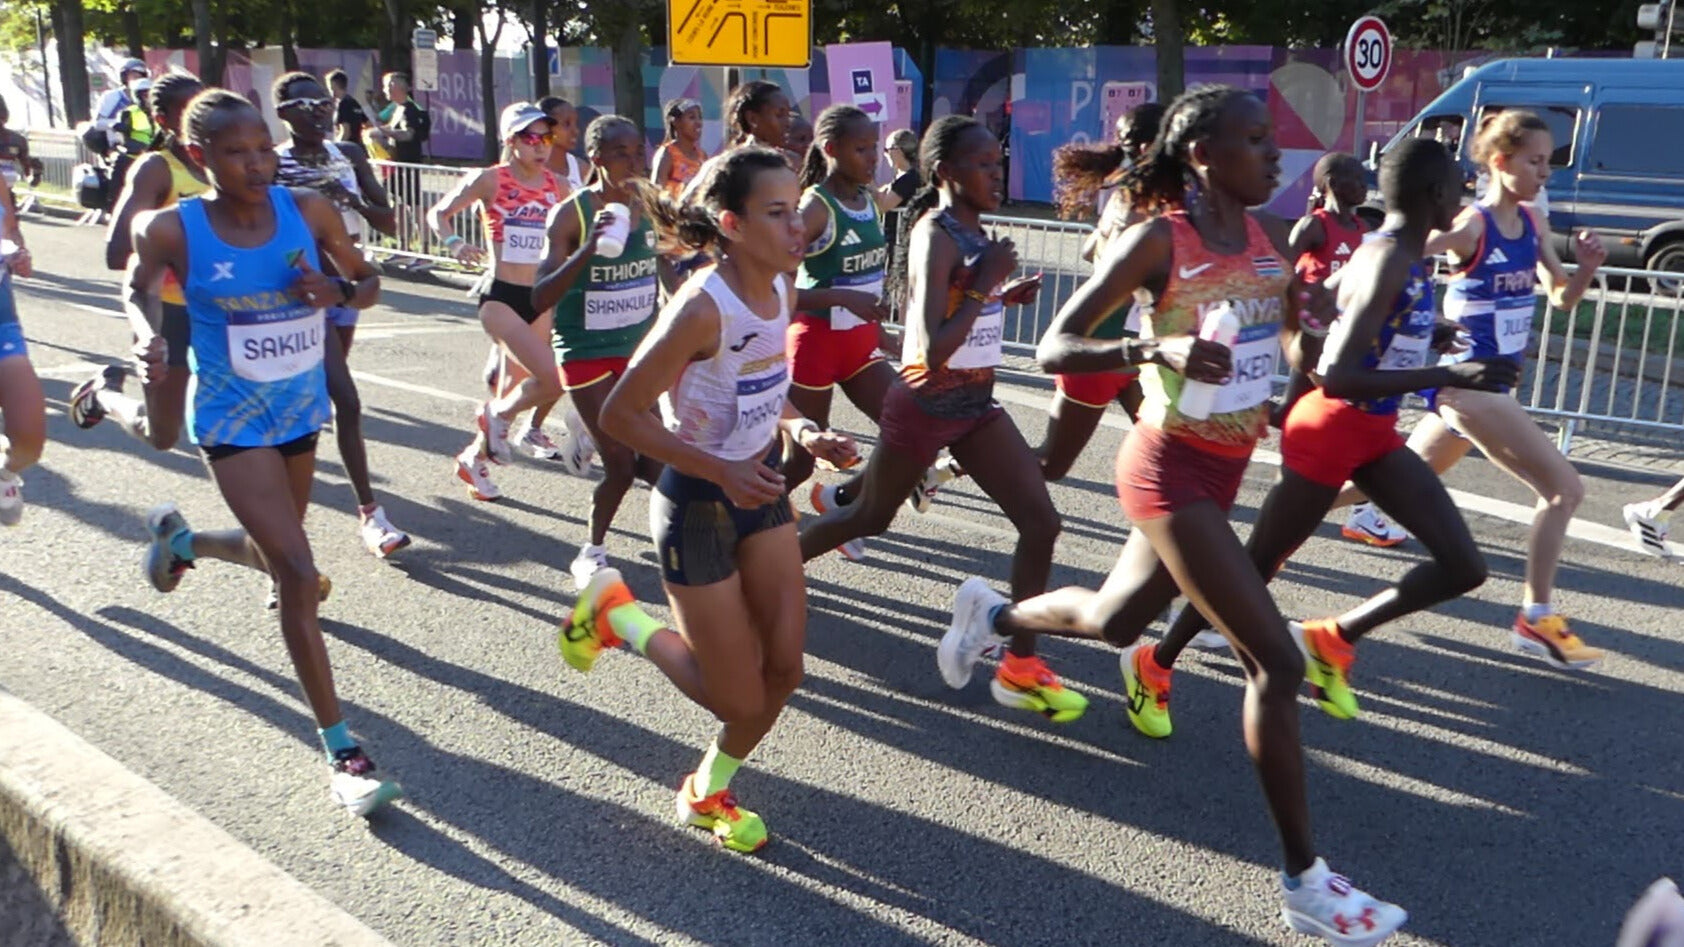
top-left (228, 305), bottom-right (324, 383)
top-left (830, 275), bottom-right (884, 332)
top-left (723, 366), bottom-right (789, 456)
top-left (1496, 305), bottom-right (1531, 356)
top-left (1210, 322), bottom-right (1279, 415)
top-left (585, 277), bottom-right (659, 331)
top-left (1378, 331), bottom-right (1430, 371)
top-left (945, 300), bottom-right (1004, 370)
top-left (502, 219), bottom-right (545, 265)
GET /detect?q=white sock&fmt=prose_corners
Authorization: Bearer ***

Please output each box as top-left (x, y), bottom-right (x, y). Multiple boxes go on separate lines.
top-left (1522, 602), bottom-right (1553, 623)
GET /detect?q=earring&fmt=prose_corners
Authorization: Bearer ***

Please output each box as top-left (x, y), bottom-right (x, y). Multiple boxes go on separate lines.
top-left (1183, 170), bottom-right (1205, 217)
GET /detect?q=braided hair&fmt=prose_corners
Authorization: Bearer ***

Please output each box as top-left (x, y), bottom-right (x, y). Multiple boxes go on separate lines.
top-left (1115, 84), bottom-right (1252, 215)
top-left (269, 70), bottom-right (317, 106)
top-left (582, 114), bottom-right (638, 188)
top-left (1051, 102), bottom-right (1166, 220)
top-left (147, 71), bottom-right (205, 153)
top-left (796, 104), bottom-right (871, 191)
top-left (884, 114), bottom-right (986, 308)
top-left (629, 146), bottom-right (791, 255)
top-left (724, 80), bottom-right (785, 148)
top-left (184, 88), bottom-right (261, 149)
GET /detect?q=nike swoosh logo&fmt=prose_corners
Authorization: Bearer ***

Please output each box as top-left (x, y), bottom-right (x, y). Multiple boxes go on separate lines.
top-left (728, 333), bottom-right (759, 353)
top-left (1178, 263), bottom-right (1214, 279)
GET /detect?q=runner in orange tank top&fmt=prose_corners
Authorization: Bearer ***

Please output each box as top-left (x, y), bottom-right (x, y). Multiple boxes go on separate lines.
top-left (652, 98), bottom-right (708, 199)
top-left (934, 86), bottom-right (1409, 945)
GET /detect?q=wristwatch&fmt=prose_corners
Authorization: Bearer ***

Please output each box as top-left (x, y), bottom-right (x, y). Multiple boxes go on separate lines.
top-left (334, 276), bottom-right (356, 304)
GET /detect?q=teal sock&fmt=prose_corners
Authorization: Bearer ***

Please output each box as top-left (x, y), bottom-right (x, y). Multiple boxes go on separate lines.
top-left (168, 527), bottom-right (196, 562)
top-left (696, 741), bottom-right (744, 796)
top-left (318, 721), bottom-right (356, 759)
top-left (1282, 871), bottom-right (1303, 891)
top-left (986, 603), bottom-right (1007, 633)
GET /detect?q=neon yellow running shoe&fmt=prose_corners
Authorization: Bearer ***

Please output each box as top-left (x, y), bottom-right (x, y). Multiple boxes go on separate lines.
top-left (558, 568), bottom-right (629, 673)
top-left (990, 654), bottom-right (1089, 723)
top-left (1120, 642), bottom-right (1173, 739)
top-left (675, 774), bottom-right (768, 853)
top-left (1291, 619), bottom-right (1359, 720)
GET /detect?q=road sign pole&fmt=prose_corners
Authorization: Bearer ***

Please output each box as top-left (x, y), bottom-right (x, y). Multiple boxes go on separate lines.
top-left (1355, 89), bottom-right (1366, 159)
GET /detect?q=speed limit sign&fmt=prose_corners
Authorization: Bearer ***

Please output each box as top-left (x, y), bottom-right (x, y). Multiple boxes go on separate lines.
top-left (1344, 16), bottom-right (1392, 92)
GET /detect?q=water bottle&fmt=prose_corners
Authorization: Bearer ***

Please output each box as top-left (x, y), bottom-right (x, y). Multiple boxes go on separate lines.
top-left (1177, 300), bottom-right (1240, 421)
top-left (596, 202), bottom-right (631, 258)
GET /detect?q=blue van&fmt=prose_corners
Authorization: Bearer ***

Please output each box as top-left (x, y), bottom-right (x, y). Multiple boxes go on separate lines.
top-left (1375, 58), bottom-right (1684, 276)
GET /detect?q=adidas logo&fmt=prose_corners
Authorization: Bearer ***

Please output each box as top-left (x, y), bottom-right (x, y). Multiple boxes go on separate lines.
top-left (1487, 247), bottom-right (1510, 264)
top-left (840, 231), bottom-right (862, 247)
top-left (1335, 242), bottom-right (1353, 256)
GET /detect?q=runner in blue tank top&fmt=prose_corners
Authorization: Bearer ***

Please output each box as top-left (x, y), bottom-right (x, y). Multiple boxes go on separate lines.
top-left (1332, 109), bottom-right (1610, 671)
top-left (123, 89), bottom-right (401, 816)
top-left (0, 173), bottom-right (43, 527)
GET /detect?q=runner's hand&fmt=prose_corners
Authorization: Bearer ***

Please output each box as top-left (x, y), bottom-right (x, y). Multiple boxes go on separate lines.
top-left (718, 458), bottom-right (785, 509)
top-left (1151, 335), bottom-right (1231, 383)
top-left (840, 290), bottom-right (889, 323)
top-left (1289, 272), bottom-right (1335, 337)
top-left (585, 209), bottom-right (616, 254)
top-left (975, 237), bottom-right (1018, 289)
top-left (1573, 230), bottom-right (1608, 270)
top-left (290, 260), bottom-right (339, 308)
top-left (133, 334), bottom-right (166, 384)
top-left (451, 240), bottom-right (486, 266)
top-left (1431, 321), bottom-right (1468, 354)
top-left (3, 247), bottom-right (30, 278)
top-left (1000, 272), bottom-right (1042, 306)
top-left (1444, 356), bottom-right (1519, 392)
top-left (802, 429), bottom-right (860, 470)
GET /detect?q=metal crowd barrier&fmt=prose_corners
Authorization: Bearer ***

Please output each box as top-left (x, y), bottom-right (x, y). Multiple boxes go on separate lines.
top-left (18, 128), bottom-right (102, 224)
top-left (23, 142), bottom-right (1684, 451)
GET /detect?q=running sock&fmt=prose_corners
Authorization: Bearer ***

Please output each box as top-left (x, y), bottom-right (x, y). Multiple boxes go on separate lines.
top-left (985, 603), bottom-right (1007, 635)
top-left (696, 742), bottom-right (744, 796)
top-left (1282, 870), bottom-right (1304, 891)
top-left (168, 527), bottom-right (197, 563)
top-left (358, 503), bottom-right (378, 518)
top-left (1522, 603), bottom-right (1554, 623)
top-left (605, 602), bottom-right (663, 655)
top-left (318, 721), bottom-right (357, 759)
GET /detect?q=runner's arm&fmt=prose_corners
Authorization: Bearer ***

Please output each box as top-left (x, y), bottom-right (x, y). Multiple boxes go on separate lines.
top-left (124, 209), bottom-right (184, 339)
top-left (1424, 205), bottom-right (1483, 262)
top-left (1037, 217), bottom-right (1171, 374)
top-left (650, 145), bottom-right (673, 189)
top-left (1287, 213), bottom-right (1325, 260)
top-left (1532, 205), bottom-right (1602, 311)
top-left (104, 153), bottom-right (171, 270)
top-left (530, 200), bottom-right (591, 313)
top-left (426, 167), bottom-right (492, 241)
top-left (297, 189), bottom-right (380, 309)
top-left (1318, 245), bottom-right (1459, 400)
top-left (339, 141), bottom-right (397, 237)
top-left (600, 287), bottom-right (733, 482)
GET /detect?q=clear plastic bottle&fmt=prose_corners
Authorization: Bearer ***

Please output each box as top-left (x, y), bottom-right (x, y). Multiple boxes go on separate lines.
top-left (1177, 300), bottom-right (1240, 421)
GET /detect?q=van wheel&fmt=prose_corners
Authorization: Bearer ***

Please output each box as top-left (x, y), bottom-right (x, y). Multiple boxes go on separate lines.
top-left (1646, 240), bottom-right (1684, 294)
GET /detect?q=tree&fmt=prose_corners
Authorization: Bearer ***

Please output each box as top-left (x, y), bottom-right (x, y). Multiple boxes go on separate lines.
top-left (472, 0), bottom-right (506, 161)
top-left (51, 0), bottom-right (90, 124)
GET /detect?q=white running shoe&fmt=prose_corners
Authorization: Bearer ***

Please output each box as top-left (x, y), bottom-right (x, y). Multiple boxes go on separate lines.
top-left (938, 577), bottom-right (1008, 689)
top-left (455, 450), bottom-right (501, 501)
top-left (1190, 630), bottom-right (1229, 650)
top-left (329, 747), bottom-right (403, 817)
top-left (570, 542), bottom-right (609, 588)
top-left (905, 457), bottom-right (950, 515)
top-left (0, 469), bottom-right (21, 527)
top-left (1341, 503), bottom-right (1408, 548)
top-left (559, 408), bottom-right (597, 476)
top-left (478, 402), bottom-right (512, 464)
top-left (1618, 877), bottom-right (1684, 947)
top-left (359, 505), bottom-right (411, 558)
top-left (1623, 502), bottom-right (1672, 559)
top-left (808, 482), bottom-right (867, 561)
top-left (1281, 858), bottom-right (1407, 946)
top-left (513, 419), bottom-right (562, 460)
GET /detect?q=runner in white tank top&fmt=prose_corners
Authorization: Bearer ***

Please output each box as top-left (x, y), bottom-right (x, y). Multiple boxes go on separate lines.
top-left (559, 147), bottom-right (856, 855)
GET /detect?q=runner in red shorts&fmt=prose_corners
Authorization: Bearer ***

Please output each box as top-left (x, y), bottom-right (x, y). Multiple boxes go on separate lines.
top-left (933, 86), bottom-right (1408, 944)
top-left (1147, 138), bottom-right (1516, 730)
top-left (785, 105), bottom-right (897, 559)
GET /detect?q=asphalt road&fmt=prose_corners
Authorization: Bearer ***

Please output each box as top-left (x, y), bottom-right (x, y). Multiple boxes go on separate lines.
top-left (3, 217), bottom-right (1683, 947)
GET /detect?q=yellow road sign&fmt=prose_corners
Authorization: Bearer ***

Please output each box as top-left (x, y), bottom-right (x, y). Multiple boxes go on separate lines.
top-left (668, 0), bottom-right (811, 68)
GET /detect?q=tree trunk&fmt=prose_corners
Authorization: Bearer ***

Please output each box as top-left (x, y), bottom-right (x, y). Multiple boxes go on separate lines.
top-left (608, 3), bottom-right (643, 139)
top-left (380, 0), bottom-right (411, 78)
top-left (530, 0), bottom-right (549, 98)
top-left (210, 0), bottom-right (230, 85)
top-left (191, 0), bottom-right (216, 83)
top-left (452, 4), bottom-right (475, 50)
top-left (1096, 0), bottom-right (1140, 44)
top-left (1151, 0), bottom-right (1184, 100)
top-left (474, 5), bottom-right (506, 163)
top-left (54, 0), bottom-right (91, 125)
top-left (122, 4), bottom-right (144, 57)
top-left (280, 0), bottom-right (299, 71)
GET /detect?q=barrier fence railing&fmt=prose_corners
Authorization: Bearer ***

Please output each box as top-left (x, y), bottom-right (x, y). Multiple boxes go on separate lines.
top-left (21, 142), bottom-right (1683, 453)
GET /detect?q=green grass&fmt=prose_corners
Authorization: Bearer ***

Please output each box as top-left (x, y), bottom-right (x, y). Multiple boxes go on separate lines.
top-left (1542, 292), bottom-right (1683, 356)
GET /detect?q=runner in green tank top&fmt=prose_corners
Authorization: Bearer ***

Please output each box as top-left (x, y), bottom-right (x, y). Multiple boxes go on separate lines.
top-left (786, 104), bottom-right (899, 561)
top-left (534, 115), bottom-right (664, 587)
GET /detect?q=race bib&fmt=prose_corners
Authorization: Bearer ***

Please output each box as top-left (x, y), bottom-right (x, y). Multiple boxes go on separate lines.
top-left (228, 305), bottom-right (324, 383)
top-left (723, 365), bottom-right (789, 456)
top-left (1377, 331), bottom-right (1430, 371)
top-left (1210, 322), bottom-right (1279, 415)
top-left (1495, 304), bottom-right (1531, 356)
top-left (584, 277), bottom-right (659, 331)
top-left (945, 300), bottom-right (1004, 370)
top-left (502, 219), bottom-right (546, 265)
top-left (1124, 301), bottom-right (1143, 335)
top-left (830, 275), bottom-right (883, 332)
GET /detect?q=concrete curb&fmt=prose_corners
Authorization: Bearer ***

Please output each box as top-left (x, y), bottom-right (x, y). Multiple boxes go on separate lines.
top-left (0, 690), bottom-right (393, 947)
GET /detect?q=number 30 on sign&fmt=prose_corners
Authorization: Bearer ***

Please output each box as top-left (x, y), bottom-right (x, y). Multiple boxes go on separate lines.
top-left (1344, 16), bottom-right (1392, 93)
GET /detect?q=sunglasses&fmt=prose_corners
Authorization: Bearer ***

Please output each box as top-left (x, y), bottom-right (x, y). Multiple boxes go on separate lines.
top-left (278, 96), bottom-right (333, 113)
top-left (514, 130), bottom-right (554, 146)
